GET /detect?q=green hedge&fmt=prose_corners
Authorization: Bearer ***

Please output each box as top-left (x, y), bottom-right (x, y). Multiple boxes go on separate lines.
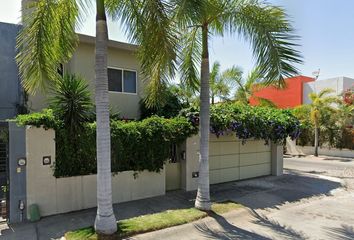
top-left (181, 103), bottom-right (301, 144)
top-left (16, 111), bottom-right (197, 177)
top-left (16, 103), bottom-right (301, 177)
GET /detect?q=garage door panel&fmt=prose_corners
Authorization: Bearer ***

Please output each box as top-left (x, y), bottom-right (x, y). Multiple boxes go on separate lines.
top-left (258, 152), bottom-right (271, 163)
top-left (219, 167), bottom-right (239, 183)
top-left (209, 156), bottom-right (220, 169)
top-left (240, 152), bottom-right (271, 166)
top-left (219, 154), bottom-right (239, 168)
top-left (240, 164), bottom-right (271, 180)
top-left (210, 170), bottom-right (220, 184)
top-left (220, 142), bottom-right (240, 155)
top-left (209, 142), bottom-right (220, 156)
top-left (240, 141), bottom-right (256, 153)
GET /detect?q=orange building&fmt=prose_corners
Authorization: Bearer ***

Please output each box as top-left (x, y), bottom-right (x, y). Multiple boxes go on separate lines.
top-left (249, 76), bottom-right (315, 109)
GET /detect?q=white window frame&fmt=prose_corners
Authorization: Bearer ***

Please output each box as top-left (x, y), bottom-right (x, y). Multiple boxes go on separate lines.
top-left (108, 66), bottom-right (138, 95)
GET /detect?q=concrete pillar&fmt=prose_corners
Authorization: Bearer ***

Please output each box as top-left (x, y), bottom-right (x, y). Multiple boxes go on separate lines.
top-left (271, 143), bottom-right (283, 176)
top-left (8, 122), bottom-right (26, 223)
top-left (184, 135), bottom-right (200, 191)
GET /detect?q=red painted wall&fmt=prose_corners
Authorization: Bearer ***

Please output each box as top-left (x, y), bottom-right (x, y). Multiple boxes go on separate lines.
top-left (249, 76), bottom-right (315, 109)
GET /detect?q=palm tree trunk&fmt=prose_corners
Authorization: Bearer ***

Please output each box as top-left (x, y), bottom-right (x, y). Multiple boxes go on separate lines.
top-left (195, 25), bottom-right (211, 211)
top-left (94, 0), bottom-right (117, 235)
top-left (314, 125), bottom-right (319, 157)
top-left (211, 94), bottom-right (215, 105)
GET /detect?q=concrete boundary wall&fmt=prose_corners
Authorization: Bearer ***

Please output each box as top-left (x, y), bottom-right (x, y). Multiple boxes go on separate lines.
top-left (296, 145), bottom-right (354, 158)
top-left (25, 126), bottom-right (165, 218)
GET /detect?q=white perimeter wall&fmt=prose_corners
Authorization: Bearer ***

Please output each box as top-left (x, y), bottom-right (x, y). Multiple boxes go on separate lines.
top-left (25, 126), bottom-right (165, 218)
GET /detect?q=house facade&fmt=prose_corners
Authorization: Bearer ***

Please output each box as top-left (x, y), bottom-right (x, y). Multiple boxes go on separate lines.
top-left (29, 34), bottom-right (145, 120)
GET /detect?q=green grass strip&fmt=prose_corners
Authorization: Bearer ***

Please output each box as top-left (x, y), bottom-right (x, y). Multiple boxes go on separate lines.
top-left (65, 201), bottom-right (242, 240)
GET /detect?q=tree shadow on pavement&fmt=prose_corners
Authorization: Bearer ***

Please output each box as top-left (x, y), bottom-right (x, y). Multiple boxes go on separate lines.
top-left (221, 170), bottom-right (342, 210)
top-left (194, 212), bottom-right (270, 240)
top-left (325, 224), bottom-right (354, 240)
top-left (250, 210), bottom-right (308, 240)
top-left (194, 211), bottom-right (307, 240)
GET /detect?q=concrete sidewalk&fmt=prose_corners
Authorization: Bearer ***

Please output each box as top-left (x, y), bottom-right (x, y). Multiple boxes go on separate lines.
top-left (0, 169), bottom-right (344, 240)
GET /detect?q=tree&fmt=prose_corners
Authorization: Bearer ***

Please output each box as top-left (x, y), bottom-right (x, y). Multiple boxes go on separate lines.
top-left (234, 67), bottom-right (276, 107)
top-left (18, 0), bottom-right (176, 236)
top-left (171, 0), bottom-right (302, 210)
top-left (307, 88), bottom-right (339, 156)
top-left (209, 61), bottom-right (242, 104)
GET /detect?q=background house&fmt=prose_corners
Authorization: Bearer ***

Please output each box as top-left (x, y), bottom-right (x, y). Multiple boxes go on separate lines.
top-left (249, 76), bottom-right (315, 108)
top-left (303, 76), bottom-right (354, 104)
top-left (250, 75), bottom-right (354, 108)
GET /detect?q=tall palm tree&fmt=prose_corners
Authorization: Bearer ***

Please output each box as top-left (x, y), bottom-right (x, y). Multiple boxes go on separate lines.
top-left (18, 0), bottom-right (176, 235)
top-left (307, 88), bottom-right (339, 156)
top-left (234, 67), bottom-right (276, 107)
top-left (170, 0), bottom-right (303, 210)
top-left (209, 61), bottom-right (242, 104)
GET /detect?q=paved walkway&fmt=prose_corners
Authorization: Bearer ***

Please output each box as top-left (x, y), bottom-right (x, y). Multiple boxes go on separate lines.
top-left (0, 157), bottom-right (349, 239)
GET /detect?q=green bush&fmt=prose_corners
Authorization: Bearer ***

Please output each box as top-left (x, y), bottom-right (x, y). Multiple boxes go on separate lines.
top-left (181, 103), bottom-right (301, 145)
top-left (16, 113), bottom-right (197, 177)
top-left (16, 102), bottom-right (301, 177)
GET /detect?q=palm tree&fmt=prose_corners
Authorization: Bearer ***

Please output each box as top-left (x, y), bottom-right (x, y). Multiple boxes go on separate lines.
top-left (171, 0), bottom-right (303, 210)
top-left (18, 0), bottom-right (176, 235)
top-left (209, 61), bottom-right (242, 104)
top-left (307, 88), bottom-right (339, 156)
top-left (234, 67), bottom-right (276, 107)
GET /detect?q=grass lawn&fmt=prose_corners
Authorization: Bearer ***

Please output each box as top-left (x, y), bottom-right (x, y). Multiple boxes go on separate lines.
top-left (65, 201), bottom-right (242, 240)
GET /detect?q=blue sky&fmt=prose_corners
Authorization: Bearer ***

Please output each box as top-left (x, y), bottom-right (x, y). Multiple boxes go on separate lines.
top-left (1, 0), bottom-right (354, 80)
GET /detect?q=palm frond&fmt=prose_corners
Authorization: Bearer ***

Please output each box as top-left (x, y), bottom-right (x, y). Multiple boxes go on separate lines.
top-left (179, 26), bottom-right (202, 91)
top-left (227, 1), bottom-right (303, 87)
top-left (16, 0), bottom-right (81, 94)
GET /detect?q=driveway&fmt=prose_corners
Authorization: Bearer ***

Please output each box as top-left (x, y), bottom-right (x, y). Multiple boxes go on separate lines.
top-left (1, 155), bottom-right (353, 239)
top-left (132, 155), bottom-right (354, 240)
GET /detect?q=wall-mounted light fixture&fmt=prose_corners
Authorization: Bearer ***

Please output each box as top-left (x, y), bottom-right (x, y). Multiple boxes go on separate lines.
top-left (42, 156), bottom-right (51, 165)
top-left (17, 158), bottom-right (26, 166)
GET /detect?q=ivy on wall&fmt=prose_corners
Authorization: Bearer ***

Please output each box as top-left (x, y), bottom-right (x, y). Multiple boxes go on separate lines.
top-left (15, 112), bottom-right (197, 177)
top-left (15, 103), bottom-right (301, 177)
top-left (181, 103), bottom-right (301, 145)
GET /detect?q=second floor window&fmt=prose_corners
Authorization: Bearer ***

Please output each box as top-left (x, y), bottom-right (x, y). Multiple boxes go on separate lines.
top-left (108, 68), bottom-right (137, 94)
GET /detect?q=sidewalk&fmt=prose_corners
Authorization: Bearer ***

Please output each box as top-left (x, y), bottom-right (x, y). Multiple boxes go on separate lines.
top-left (0, 170), bottom-right (342, 240)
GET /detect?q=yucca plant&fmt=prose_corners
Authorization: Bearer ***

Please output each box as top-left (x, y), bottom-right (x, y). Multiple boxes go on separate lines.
top-left (49, 74), bottom-right (93, 133)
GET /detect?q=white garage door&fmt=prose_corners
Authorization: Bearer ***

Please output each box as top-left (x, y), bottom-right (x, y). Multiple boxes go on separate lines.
top-left (209, 134), bottom-right (271, 184)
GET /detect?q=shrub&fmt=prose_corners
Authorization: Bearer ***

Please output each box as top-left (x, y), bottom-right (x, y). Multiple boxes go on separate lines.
top-left (181, 103), bottom-right (301, 145)
top-left (16, 113), bottom-right (197, 177)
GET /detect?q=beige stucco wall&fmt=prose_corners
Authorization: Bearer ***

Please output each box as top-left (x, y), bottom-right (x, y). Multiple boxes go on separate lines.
top-left (184, 134), bottom-right (280, 191)
top-left (28, 40), bottom-right (145, 119)
top-left (25, 126), bottom-right (165, 218)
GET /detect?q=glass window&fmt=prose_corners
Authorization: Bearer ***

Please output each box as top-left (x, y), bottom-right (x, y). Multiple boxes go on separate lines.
top-left (123, 70), bottom-right (137, 93)
top-left (108, 68), bottom-right (122, 92)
